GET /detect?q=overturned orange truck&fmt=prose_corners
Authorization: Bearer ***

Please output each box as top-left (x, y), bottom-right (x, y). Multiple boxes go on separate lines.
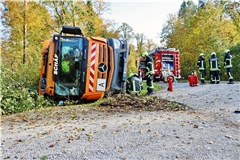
top-left (39, 26), bottom-right (129, 101)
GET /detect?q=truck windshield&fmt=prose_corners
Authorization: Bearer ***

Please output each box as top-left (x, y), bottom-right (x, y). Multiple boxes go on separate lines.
top-left (55, 37), bottom-right (83, 97)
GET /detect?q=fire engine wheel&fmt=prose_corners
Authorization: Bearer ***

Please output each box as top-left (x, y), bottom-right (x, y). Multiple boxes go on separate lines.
top-left (170, 76), bottom-right (175, 82)
top-left (166, 76), bottom-right (175, 82)
top-left (163, 77), bottom-right (168, 83)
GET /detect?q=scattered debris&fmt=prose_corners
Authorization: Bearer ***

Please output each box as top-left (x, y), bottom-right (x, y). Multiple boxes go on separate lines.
top-left (234, 106), bottom-right (240, 113)
top-left (99, 93), bottom-right (190, 113)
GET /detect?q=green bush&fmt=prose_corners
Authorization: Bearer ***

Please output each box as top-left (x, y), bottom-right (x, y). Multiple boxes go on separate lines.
top-left (0, 69), bottom-right (54, 115)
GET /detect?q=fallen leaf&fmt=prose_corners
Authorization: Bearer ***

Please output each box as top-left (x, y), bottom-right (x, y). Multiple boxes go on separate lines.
top-left (40, 155), bottom-right (48, 160)
top-left (49, 144), bottom-right (55, 147)
top-left (225, 135), bottom-right (232, 139)
top-left (193, 125), bottom-right (198, 128)
top-left (102, 124), bottom-right (107, 129)
top-left (98, 149), bottom-right (104, 154)
top-left (86, 132), bottom-right (93, 136)
top-left (75, 127), bottom-right (83, 132)
top-left (70, 114), bottom-right (76, 119)
top-left (113, 130), bottom-right (120, 134)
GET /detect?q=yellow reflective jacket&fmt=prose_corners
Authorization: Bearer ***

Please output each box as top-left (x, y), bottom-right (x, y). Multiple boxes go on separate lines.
top-left (62, 61), bottom-right (70, 73)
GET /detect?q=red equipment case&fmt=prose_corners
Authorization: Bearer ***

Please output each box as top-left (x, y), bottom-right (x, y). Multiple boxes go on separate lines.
top-left (188, 74), bottom-right (198, 87)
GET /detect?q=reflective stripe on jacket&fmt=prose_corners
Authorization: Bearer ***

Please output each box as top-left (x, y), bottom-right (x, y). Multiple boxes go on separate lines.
top-left (146, 56), bottom-right (154, 76)
top-left (197, 57), bottom-right (206, 70)
top-left (209, 57), bottom-right (219, 71)
top-left (62, 61), bottom-right (70, 73)
top-left (224, 58), bottom-right (232, 68)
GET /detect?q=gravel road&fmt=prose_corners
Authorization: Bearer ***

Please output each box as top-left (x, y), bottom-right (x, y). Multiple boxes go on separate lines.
top-left (1, 82), bottom-right (240, 160)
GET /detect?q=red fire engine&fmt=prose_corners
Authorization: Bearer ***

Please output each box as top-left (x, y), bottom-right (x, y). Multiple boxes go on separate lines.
top-left (139, 48), bottom-right (181, 82)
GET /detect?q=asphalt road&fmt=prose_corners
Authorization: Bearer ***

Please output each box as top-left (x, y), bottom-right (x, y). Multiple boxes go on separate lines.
top-left (155, 81), bottom-right (240, 113)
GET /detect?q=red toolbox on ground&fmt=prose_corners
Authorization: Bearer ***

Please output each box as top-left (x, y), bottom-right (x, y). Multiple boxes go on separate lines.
top-left (188, 74), bottom-right (198, 87)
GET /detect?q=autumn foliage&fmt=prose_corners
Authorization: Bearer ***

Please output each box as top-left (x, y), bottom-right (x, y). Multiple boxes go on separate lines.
top-left (160, 0), bottom-right (240, 79)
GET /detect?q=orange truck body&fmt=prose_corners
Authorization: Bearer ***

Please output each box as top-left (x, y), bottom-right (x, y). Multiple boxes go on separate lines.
top-left (39, 26), bottom-right (129, 101)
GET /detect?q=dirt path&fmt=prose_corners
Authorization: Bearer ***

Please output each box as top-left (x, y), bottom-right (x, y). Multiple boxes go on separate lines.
top-left (1, 82), bottom-right (240, 160)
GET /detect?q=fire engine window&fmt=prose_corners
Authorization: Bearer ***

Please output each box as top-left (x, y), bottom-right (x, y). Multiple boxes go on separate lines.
top-left (162, 55), bottom-right (174, 61)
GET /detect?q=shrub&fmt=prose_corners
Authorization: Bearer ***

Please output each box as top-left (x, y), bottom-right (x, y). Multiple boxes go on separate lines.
top-left (0, 69), bottom-right (54, 115)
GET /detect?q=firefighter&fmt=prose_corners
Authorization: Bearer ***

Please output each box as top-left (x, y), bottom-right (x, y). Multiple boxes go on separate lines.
top-left (62, 54), bottom-right (71, 73)
top-left (126, 73), bottom-right (142, 95)
top-left (209, 52), bottom-right (220, 84)
top-left (197, 53), bottom-right (206, 84)
top-left (224, 49), bottom-right (234, 84)
top-left (141, 52), bottom-right (154, 95)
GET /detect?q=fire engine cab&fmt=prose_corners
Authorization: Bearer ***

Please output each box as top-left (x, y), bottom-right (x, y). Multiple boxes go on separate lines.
top-left (139, 47), bottom-right (181, 82)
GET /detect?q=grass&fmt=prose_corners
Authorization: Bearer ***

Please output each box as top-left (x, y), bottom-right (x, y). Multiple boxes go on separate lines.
top-left (140, 82), bottom-right (162, 95)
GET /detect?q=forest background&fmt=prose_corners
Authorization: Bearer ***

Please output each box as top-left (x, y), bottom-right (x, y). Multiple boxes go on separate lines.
top-left (0, 0), bottom-right (239, 115)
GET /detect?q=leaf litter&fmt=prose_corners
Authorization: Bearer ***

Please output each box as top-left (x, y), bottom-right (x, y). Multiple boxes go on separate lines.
top-left (2, 93), bottom-right (190, 125)
top-left (98, 93), bottom-right (190, 113)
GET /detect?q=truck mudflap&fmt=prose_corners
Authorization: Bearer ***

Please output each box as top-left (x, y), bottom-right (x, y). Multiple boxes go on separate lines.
top-left (107, 38), bottom-right (129, 94)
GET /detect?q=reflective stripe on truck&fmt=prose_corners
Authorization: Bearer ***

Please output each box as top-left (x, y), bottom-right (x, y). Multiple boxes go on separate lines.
top-left (89, 42), bottom-right (96, 92)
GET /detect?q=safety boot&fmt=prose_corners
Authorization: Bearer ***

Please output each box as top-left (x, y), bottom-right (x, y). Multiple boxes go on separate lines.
top-left (200, 80), bottom-right (206, 85)
top-left (210, 81), bottom-right (215, 84)
top-left (147, 88), bottom-right (154, 95)
top-left (227, 79), bottom-right (234, 84)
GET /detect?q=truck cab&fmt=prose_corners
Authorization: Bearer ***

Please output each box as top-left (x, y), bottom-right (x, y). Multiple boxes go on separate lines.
top-left (39, 26), bottom-right (129, 101)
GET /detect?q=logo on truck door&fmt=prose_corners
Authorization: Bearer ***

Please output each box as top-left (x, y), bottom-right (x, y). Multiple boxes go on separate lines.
top-left (53, 54), bottom-right (58, 75)
top-left (98, 63), bottom-right (107, 73)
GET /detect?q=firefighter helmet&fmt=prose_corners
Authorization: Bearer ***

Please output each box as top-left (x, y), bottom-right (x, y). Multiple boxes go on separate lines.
top-left (199, 53), bottom-right (204, 56)
top-left (211, 52), bottom-right (216, 56)
top-left (141, 52), bottom-right (149, 57)
top-left (224, 49), bottom-right (230, 54)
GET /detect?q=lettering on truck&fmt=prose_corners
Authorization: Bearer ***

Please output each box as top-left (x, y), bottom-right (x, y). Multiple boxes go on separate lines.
top-left (53, 54), bottom-right (58, 75)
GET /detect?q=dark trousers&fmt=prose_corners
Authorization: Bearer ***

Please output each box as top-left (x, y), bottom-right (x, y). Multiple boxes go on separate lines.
top-left (226, 68), bottom-right (233, 82)
top-left (199, 70), bottom-right (205, 82)
top-left (146, 75), bottom-right (154, 94)
top-left (210, 70), bottom-right (220, 83)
